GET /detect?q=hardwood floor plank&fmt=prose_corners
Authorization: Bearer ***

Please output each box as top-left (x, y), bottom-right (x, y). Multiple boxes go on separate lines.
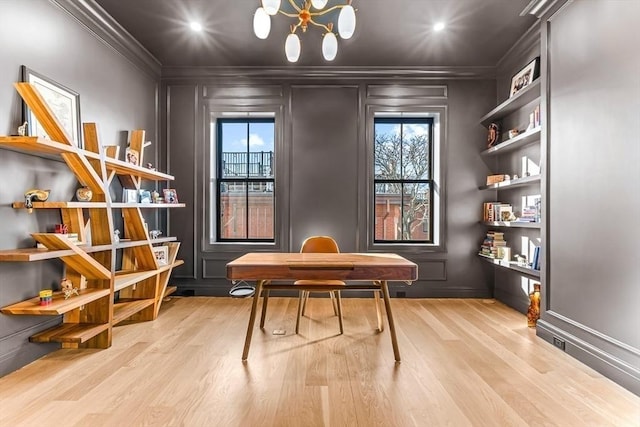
top-left (0, 297), bottom-right (638, 427)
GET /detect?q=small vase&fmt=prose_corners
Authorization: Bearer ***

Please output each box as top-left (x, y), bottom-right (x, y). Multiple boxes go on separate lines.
top-left (527, 283), bottom-right (541, 327)
top-left (76, 186), bottom-right (93, 202)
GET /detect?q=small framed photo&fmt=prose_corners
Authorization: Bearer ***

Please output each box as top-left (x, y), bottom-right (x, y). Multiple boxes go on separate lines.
top-left (125, 147), bottom-right (139, 166)
top-left (152, 245), bottom-right (168, 266)
top-left (122, 188), bottom-right (138, 203)
top-left (21, 65), bottom-right (82, 147)
top-left (139, 189), bottom-right (152, 204)
top-left (510, 57), bottom-right (540, 97)
top-left (163, 188), bottom-right (179, 204)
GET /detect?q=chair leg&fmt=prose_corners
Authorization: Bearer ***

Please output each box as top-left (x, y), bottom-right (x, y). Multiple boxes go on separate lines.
top-left (336, 290), bottom-right (344, 334)
top-left (374, 290), bottom-right (384, 332)
top-left (260, 289), bottom-right (270, 329)
top-left (329, 291), bottom-right (338, 315)
top-left (296, 291), bottom-right (305, 334)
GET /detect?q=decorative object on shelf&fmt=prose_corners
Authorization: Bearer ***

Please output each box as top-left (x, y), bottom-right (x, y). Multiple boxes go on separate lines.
top-left (149, 230), bottom-right (162, 239)
top-left (125, 147), bottom-right (139, 166)
top-left (253, 0), bottom-right (357, 62)
top-left (17, 121), bottom-right (28, 136)
top-left (163, 188), bottom-right (179, 204)
top-left (75, 186), bottom-right (93, 202)
top-left (510, 57), bottom-right (540, 98)
top-left (139, 189), bottom-right (152, 204)
top-left (39, 289), bottom-right (53, 306)
top-left (24, 189), bottom-right (50, 212)
top-left (515, 254), bottom-right (527, 267)
top-left (512, 174), bottom-right (519, 179)
top-left (122, 188), bottom-right (138, 203)
top-left (103, 145), bottom-right (120, 159)
top-left (486, 174), bottom-right (509, 185)
top-left (527, 283), bottom-right (541, 327)
top-left (497, 246), bottom-right (511, 263)
top-left (508, 129), bottom-right (520, 139)
top-left (487, 122), bottom-right (500, 147)
top-left (60, 278), bottom-right (79, 300)
top-left (113, 229), bottom-right (120, 243)
top-left (533, 105), bottom-right (541, 127)
top-left (151, 190), bottom-right (162, 204)
top-left (21, 66), bottom-right (82, 147)
top-left (54, 223), bottom-right (68, 234)
top-left (146, 162), bottom-right (156, 171)
top-left (152, 245), bottom-right (168, 266)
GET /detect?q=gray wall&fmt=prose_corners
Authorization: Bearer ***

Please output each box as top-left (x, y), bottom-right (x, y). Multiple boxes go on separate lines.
top-left (537, 0), bottom-right (640, 394)
top-left (163, 74), bottom-right (497, 298)
top-left (0, 0), bottom-right (159, 376)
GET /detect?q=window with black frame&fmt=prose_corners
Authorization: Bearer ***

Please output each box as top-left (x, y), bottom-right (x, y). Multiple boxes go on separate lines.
top-left (216, 118), bottom-right (275, 242)
top-left (374, 117), bottom-right (434, 243)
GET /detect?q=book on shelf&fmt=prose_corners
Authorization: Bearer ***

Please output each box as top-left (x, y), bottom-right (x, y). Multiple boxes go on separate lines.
top-left (483, 202), bottom-right (514, 222)
top-left (479, 231), bottom-right (508, 258)
top-left (532, 246), bottom-right (541, 270)
top-left (486, 174), bottom-right (509, 185)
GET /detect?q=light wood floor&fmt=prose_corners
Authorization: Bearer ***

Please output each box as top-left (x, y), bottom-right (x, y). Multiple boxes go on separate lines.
top-left (1, 297), bottom-right (638, 426)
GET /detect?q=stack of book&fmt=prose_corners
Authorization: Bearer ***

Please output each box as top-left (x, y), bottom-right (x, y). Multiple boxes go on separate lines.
top-left (516, 206), bottom-right (538, 222)
top-left (479, 231), bottom-right (507, 258)
top-left (483, 202), bottom-right (514, 222)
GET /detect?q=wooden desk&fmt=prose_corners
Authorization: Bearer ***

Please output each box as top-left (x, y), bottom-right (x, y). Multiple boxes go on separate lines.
top-left (226, 252), bottom-right (418, 362)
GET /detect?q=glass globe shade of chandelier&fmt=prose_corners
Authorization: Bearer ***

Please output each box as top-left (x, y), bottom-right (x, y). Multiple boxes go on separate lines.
top-left (253, 0), bottom-right (356, 62)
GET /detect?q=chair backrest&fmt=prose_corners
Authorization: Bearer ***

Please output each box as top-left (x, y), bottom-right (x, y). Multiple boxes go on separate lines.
top-left (300, 236), bottom-right (340, 254)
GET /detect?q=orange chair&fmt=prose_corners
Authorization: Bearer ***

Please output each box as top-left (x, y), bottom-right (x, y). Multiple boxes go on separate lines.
top-left (259, 236), bottom-right (345, 334)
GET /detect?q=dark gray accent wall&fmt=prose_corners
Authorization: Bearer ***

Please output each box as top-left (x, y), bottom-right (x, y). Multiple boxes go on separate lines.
top-left (0, 0), bottom-right (159, 376)
top-left (164, 75), bottom-right (496, 299)
top-left (536, 0), bottom-right (640, 395)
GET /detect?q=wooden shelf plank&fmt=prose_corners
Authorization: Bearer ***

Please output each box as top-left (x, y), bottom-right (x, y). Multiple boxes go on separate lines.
top-left (111, 203), bottom-right (186, 208)
top-left (0, 244), bottom-right (112, 262)
top-left (164, 286), bottom-right (177, 298)
top-left (114, 270), bottom-right (159, 292)
top-left (12, 201), bottom-right (108, 209)
top-left (481, 127), bottom-right (541, 156)
top-left (1, 288), bottom-right (111, 315)
top-left (479, 254), bottom-right (541, 278)
top-left (157, 259), bottom-right (184, 273)
top-left (0, 136), bottom-right (76, 155)
top-left (480, 79), bottom-right (541, 127)
top-left (32, 233), bottom-right (111, 279)
top-left (479, 175), bottom-right (541, 190)
top-left (30, 323), bottom-right (110, 344)
top-left (113, 299), bottom-right (155, 325)
top-left (483, 221), bottom-right (541, 229)
top-left (104, 157), bottom-right (174, 181)
top-left (116, 237), bottom-right (177, 250)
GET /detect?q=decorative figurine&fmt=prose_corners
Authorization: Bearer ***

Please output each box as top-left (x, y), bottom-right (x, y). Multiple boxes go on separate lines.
top-left (76, 186), bottom-right (93, 202)
top-left (60, 278), bottom-right (79, 300)
top-left (149, 230), bottom-right (162, 239)
top-left (24, 189), bottom-right (50, 213)
top-left (146, 162), bottom-right (156, 171)
top-left (17, 121), bottom-right (28, 137)
top-left (151, 190), bottom-right (162, 204)
top-left (487, 122), bottom-right (500, 148)
top-left (114, 229), bottom-right (120, 243)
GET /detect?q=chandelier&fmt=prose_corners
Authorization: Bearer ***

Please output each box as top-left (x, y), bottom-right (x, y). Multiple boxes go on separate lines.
top-left (253, 0), bottom-right (357, 62)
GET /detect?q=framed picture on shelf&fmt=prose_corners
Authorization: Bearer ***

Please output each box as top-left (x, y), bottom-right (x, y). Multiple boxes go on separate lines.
top-left (509, 57), bottom-right (540, 97)
top-left (20, 65), bottom-right (82, 147)
top-left (122, 188), bottom-right (138, 203)
top-left (125, 147), bottom-right (139, 166)
top-left (163, 188), bottom-right (179, 204)
top-left (139, 189), bottom-right (152, 204)
top-left (152, 245), bottom-right (168, 266)
top-left (487, 122), bottom-right (500, 147)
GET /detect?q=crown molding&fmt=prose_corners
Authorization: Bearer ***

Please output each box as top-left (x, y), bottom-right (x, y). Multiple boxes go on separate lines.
top-left (160, 66), bottom-right (497, 82)
top-left (496, 21), bottom-right (542, 72)
top-left (50, 0), bottom-right (161, 78)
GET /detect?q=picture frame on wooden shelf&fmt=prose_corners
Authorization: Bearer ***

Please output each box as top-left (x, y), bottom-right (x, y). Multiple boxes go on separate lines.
top-left (20, 65), bottom-right (82, 147)
top-left (139, 189), bottom-right (152, 204)
top-left (153, 245), bottom-right (169, 266)
top-left (487, 122), bottom-right (500, 147)
top-left (509, 57), bottom-right (540, 97)
top-left (125, 147), bottom-right (139, 166)
top-left (163, 188), bottom-right (179, 204)
top-left (122, 188), bottom-right (138, 203)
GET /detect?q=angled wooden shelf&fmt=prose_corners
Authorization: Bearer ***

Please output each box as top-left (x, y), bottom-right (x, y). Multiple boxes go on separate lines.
top-left (12, 201), bottom-right (108, 209)
top-left (30, 323), bottom-right (110, 344)
top-left (0, 136), bottom-right (77, 156)
top-left (1, 288), bottom-right (111, 315)
top-left (114, 270), bottom-right (160, 292)
top-left (481, 127), bottom-right (541, 156)
top-left (479, 254), bottom-right (541, 279)
top-left (116, 236), bottom-right (177, 249)
top-left (480, 79), bottom-right (541, 127)
top-left (113, 298), bottom-right (155, 325)
top-left (0, 244), bottom-right (113, 262)
top-left (479, 175), bottom-right (541, 190)
top-left (164, 286), bottom-right (177, 298)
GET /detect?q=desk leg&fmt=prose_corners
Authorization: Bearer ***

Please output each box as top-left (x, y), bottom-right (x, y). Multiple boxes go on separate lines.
top-left (380, 280), bottom-right (401, 362)
top-left (242, 279), bottom-right (265, 361)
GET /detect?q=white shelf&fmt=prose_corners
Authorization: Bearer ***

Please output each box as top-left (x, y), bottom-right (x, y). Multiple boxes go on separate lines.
top-left (480, 79), bottom-right (541, 127)
top-left (479, 175), bottom-right (541, 190)
top-left (479, 254), bottom-right (540, 279)
top-left (483, 221), bottom-right (541, 229)
top-left (481, 127), bottom-right (541, 156)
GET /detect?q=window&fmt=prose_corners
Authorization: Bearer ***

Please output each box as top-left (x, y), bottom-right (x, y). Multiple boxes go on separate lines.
top-left (216, 118), bottom-right (275, 242)
top-left (374, 117), bottom-right (434, 243)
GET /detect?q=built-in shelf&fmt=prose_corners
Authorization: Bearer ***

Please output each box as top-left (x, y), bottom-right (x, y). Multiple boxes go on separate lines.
top-left (481, 127), bottom-right (541, 156)
top-left (480, 79), bottom-right (541, 127)
top-left (479, 254), bottom-right (541, 279)
top-left (0, 288), bottom-right (111, 315)
top-left (479, 175), bottom-right (541, 190)
top-left (483, 221), bottom-right (541, 229)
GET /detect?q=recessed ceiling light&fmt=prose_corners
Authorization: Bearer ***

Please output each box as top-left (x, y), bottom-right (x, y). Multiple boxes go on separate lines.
top-left (433, 22), bottom-right (445, 32)
top-left (190, 22), bottom-right (203, 32)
